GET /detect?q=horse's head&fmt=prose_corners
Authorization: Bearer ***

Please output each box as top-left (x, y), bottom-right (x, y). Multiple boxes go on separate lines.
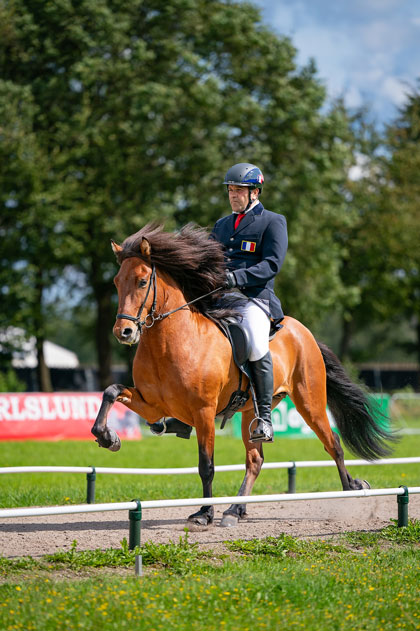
top-left (111, 237), bottom-right (154, 345)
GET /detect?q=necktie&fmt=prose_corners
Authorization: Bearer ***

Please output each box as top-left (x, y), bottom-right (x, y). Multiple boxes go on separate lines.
top-left (234, 212), bottom-right (245, 230)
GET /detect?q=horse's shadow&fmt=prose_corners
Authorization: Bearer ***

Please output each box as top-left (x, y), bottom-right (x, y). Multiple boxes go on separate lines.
top-left (0, 512), bottom-right (308, 535)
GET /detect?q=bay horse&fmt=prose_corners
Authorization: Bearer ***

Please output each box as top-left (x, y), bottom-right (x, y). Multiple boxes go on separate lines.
top-left (92, 223), bottom-right (395, 527)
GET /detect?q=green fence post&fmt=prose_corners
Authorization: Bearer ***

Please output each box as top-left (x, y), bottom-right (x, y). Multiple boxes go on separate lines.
top-left (397, 486), bottom-right (409, 527)
top-left (287, 463), bottom-right (296, 494)
top-left (129, 500), bottom-right (142, 550)
top-left (86, 467), bottom-right (96, 504)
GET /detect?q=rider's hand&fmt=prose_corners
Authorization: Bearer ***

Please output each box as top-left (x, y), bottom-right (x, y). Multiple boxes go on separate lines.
top-left (224, 271), bottom-right (237, 289)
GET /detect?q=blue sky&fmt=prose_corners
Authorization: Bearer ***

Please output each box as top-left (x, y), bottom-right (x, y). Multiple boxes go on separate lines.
top-left (248, 0), bottom-right (420, 126)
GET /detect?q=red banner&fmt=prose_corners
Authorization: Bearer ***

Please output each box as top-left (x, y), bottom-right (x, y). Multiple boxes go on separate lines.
top-left (0, 393), bottom-right (142, 441)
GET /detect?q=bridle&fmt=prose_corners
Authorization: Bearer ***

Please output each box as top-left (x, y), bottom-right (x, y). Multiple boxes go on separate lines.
top-left (116, 263), bottom-right (223, 335)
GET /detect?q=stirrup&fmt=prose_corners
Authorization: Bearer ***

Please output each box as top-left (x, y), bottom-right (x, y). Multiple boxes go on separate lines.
top-left (148, 419), bottom-right (167, 436)
top-left (249, 417), bottom-right (274, 443)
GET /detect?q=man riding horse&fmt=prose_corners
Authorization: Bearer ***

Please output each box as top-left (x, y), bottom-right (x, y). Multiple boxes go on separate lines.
top-left (150, 162), bottom-right (288, 443)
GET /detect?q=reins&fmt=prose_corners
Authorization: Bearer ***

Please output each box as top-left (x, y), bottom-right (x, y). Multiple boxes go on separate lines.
top-left (116, 263), bottom-right (224, 334)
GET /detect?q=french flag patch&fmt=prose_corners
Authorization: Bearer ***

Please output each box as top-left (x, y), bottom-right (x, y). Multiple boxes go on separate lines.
top-left (241, 240), bottom-right (256, 252)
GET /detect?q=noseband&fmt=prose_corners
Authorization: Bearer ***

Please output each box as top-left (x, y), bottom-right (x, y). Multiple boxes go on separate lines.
top-left (116, 263), bottom-right (224, 335)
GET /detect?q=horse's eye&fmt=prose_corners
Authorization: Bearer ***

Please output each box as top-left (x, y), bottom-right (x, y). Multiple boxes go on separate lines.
top-left (138, 278), bottom-right (147, 288)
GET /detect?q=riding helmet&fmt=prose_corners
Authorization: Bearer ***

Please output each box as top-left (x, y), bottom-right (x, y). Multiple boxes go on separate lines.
top-left (223, 163), bottom-right (264, 192)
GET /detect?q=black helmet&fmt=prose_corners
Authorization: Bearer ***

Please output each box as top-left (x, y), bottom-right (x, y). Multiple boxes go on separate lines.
top-left (223, 163), bottom-right (264, 192)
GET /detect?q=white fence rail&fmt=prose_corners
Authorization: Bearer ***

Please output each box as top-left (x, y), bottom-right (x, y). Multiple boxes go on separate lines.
top-left (0, 486), bottom-right (418, 549)
top-left (0, 457), bottom-right (420, 504)
top-left (1, 457), bottom-right (419, 502)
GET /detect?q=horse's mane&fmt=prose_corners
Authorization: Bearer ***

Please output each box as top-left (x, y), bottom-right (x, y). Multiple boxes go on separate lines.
top-left (116, 222), bottom-right (240, 321)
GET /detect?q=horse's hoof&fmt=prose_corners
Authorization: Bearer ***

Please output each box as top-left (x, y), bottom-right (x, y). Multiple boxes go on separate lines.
top-left (354, 478), bottom-right (370, 490)
top-left (219, 514), bottom-right (239, 528)
top-left (187, 509), bottom-right (213, 528)
top-left (107, 429), bottom-right (121, 452)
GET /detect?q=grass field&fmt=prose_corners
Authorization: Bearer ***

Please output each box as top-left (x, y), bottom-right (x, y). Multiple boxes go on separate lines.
top-left (1, 431), bottom-right (419, 631)
top-left (1, 523), bottom-right (419, 631)
top-left (1, 430), bottom-right (420, 508)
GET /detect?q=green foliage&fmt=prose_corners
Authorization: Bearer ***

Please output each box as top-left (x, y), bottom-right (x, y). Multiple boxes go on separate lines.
top-left (334, 89), bottom-right (420, 361)
top-left (225, 533), bottom-right (350, 558)
top-left (0, 369), bottom-right (25, 393)
top-left (0, 532), bottom-right (211, 576)
top-left (0, 0), bottom-right (366, 383)
top-left (343, 518), bottom-right (420, 547)
top-left (1, 530), bottom-right (419, 631)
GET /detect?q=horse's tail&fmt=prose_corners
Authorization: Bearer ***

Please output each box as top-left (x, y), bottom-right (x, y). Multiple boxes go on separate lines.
top-left (317, 341), bottom-right (397, 460)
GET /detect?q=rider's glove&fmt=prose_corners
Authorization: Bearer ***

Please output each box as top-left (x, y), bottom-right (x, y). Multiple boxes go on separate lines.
top-left (224, 271), bottom-right (237, 289)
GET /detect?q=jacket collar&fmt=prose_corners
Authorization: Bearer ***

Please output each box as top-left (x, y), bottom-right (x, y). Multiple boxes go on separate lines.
top-left (234, 202), bottom-right (264, 234)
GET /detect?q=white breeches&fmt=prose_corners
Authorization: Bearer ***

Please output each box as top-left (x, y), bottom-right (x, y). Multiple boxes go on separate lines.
top-left (239, 299), bottom-right (270, 361)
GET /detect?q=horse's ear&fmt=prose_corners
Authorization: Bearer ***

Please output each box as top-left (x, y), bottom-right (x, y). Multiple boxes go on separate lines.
top-left (111, 240), bottom-right (122, 257)
top-left (140, 237), bottom-right (151, 258)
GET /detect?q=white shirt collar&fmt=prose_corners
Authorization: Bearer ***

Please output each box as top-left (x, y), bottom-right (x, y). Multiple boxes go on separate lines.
top-left (232, 199), bottom-right (260, 215)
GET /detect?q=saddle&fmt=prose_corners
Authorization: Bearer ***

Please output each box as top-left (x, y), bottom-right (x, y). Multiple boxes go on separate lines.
top-left (215, 319), bottom-right (254, 428)
top-left (215, 317), bottom-right (284, 428)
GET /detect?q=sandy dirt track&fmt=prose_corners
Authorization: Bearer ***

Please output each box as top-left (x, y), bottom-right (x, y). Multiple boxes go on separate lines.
top-left (1, 495), bottom-right (419, 558)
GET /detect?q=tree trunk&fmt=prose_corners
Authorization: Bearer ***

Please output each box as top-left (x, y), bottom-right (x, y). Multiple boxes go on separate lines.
top-left (91, 253), bottom-right (114, 390)
top-left (416, 317), bottom-right (420, 391)
top-left (36, 335), bottom-right (53, 392)
top-left (34, 275), bottom-right (53, 392)
top-left (416, 318), bottom-right (420, 365)
top-left (94, 285), bottom-right (114, 390)
top-left (339, 317), bottom-right (354, 361)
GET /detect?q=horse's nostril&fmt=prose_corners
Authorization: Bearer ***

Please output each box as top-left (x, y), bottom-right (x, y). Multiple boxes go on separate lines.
top-left (122, 327), bottom-right (133, 338)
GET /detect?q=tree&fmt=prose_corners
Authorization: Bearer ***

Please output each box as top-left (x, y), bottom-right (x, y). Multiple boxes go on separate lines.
top-left (1, 0), bottom-right (361, 387)
top-left (328, 93), bottom-right (420, 365)
top-left (381, 86), bottom-right (420, 363)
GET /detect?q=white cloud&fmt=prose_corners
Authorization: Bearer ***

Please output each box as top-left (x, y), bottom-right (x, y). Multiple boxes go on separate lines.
top-left (382, 76), bottom-right (410, 107)
top-left (249, 0), bottom-right (420, 124)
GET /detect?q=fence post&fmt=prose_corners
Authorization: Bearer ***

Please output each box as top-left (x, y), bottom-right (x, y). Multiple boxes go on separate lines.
top-left (129, 500), bottom-right (142, 550)
top-left (86, 467), bottom-right (96, 504)
top-left (287, 463), bottom-right (296, 494)
top-left (397, 486), bottom-right (409, 527)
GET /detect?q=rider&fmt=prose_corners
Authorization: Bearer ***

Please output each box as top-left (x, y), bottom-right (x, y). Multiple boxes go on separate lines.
top-left (150, 162), bottom-right (288, 442)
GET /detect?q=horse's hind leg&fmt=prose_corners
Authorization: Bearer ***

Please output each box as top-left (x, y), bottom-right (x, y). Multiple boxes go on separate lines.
top-left (293, 393), bottom-right (369, 491)
top-left (220, 410), bottom-right (264, 528)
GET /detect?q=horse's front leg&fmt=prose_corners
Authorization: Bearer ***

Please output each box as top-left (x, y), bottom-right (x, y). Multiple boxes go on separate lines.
top-left (187, 411), bottom-right (215, 527)
top-left (91, 383), bottom-right (163, 451)
top-left (91, 384), bottom-right (127, 450)
top-left (220, 410), bottom-right (264, 527)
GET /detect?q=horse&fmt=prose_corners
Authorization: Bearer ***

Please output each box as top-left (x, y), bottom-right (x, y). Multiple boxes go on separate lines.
top-left (91, 223), bottom-right (395, 527)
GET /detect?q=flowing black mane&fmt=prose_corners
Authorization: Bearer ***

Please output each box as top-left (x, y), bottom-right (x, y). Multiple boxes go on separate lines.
top-left (116, 223), bottom-right (239, 321)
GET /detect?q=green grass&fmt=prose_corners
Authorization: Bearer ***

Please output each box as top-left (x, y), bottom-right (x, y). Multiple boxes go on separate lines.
top-left (1, 526), bottom-right (419, 631)
top-left (1, 430), bottom-right (419, 631)
top-left (1, 433), bottom-right (419, 508)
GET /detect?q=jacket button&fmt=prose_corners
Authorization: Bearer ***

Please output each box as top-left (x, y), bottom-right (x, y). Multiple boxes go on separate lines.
top-left (227, 258), bottom-right (231, 262)
top-left (229, 248), bottom-right (233, 252)
top-left (230, 238), bottom-right (234, 241)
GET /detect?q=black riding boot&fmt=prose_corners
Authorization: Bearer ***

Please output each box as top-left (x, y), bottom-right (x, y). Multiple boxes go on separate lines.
top-left (249, 351), bottom-right (274, 443)
top-left (148, 418), bottom-right (193, 439)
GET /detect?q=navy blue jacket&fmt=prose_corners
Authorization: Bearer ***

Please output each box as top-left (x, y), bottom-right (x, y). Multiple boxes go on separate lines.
top-left (210, 202), bottom-right (288, 320)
